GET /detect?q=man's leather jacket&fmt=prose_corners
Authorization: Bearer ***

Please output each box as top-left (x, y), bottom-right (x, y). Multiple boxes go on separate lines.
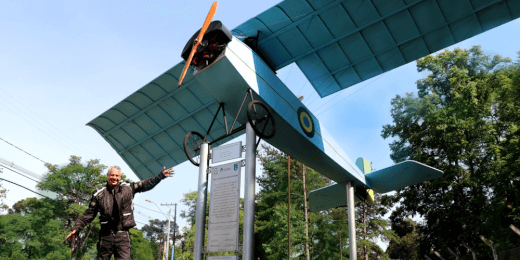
top-left (72, 172), bottom-right (167, 233)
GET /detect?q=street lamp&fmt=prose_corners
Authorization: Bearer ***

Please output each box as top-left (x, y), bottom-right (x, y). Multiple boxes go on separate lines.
top-left (145, 199), bottom-right (168, 219)
top-left (146, 199), bottom-right (172, 260)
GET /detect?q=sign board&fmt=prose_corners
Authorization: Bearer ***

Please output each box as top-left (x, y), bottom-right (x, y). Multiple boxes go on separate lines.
top-left (207, 256), bottom-right (238, 260)
top-left (207, 161), bottom-right (241, 252)
top-left (212, 141), bottom-right (242, 164)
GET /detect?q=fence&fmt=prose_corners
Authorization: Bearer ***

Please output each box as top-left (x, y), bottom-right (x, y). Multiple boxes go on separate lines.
top-left (499, 246), bottom-right (520, 260)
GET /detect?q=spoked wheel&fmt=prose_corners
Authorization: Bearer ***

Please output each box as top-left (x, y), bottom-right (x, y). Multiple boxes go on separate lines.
top-left (247, 100), bottom-right (276, 139)
top-left (183, 131), bottom-right (205, 166)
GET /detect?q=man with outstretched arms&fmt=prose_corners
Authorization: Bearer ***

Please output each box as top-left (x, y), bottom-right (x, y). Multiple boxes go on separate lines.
top-left (66, 165), bottom-right (174, 259)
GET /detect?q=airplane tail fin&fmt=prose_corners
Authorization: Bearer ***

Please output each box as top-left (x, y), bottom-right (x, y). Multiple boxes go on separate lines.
top-left (364, 160), bottom-right (443, 194)
top-left (355, 158), bottom-right (375, 204)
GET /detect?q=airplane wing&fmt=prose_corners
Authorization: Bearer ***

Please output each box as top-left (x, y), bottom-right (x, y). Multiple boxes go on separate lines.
top-left (232, 0), bottom-right (520, 97)
top-left (309, 160), bottom-right (443, 212)
top-left (365, 160), bottom-right (443, 193)
top-left (87, 62), bottom-right (244, 180)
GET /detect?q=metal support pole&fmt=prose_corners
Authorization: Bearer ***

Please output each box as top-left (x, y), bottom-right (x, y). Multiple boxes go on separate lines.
top-left (288, 155), bottom-right (291, 260)
top-left (462, 242), bottom-right (477, 260)
top-left (242, 123), bottom-right (256, 260)
top-left (171, 203), bottom-right (177, 260)
top-left (480, 235), bottom-right (498, 260)
top-left (346, 181), bottom-right (356, 260)
top-left (193, 142), bottom-right (209, 260)
top-left (434, 251), bottom-right (445, 260)
top-left (447, 247), bottom-right (460, 260)
top-left (164, 209), bottom-right (171, 260)
top-left (510, 224), bottom-right (520, 236)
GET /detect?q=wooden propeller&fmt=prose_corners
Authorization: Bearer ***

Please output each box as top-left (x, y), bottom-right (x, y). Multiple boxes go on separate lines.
top-left (178, 1), bottom-right (218, 87)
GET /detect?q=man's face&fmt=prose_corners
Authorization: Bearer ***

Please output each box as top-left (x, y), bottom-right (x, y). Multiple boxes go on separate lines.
top-left (107, 168), bottom-right (122, 188)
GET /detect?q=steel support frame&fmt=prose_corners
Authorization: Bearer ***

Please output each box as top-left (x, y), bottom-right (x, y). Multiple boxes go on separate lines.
top-left (193, 142), bottom-right (210, 260)
top-left (242, 123), bottom-right (257, 260)
top-left (346, 181), bottom-right (357, 260)
top-left (205, 89), bottom-right (256, 145)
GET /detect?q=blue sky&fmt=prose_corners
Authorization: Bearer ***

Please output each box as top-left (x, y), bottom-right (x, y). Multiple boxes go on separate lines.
top-left (1, 0), bottom-right (519, 251)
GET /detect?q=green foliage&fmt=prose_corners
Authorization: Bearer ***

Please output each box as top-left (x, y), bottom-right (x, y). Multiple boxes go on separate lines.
top-left (130, 228), bottom-right (154, 259)
top-left (36, 155), bottom-right (112, 259)
top-left (260, 203), bottom-right (306, 259)
top-left (381, 46), bottom-right (520, 257)
top-left (386, 219), bottom-right (421, 259)
top-left (0, 199), bottom-right (71, 259)
top-left (141, 218), bottom-right (179, 259)
top-left (0, 169), bottom-right (8, 213)
top-left (256, 145), bottom-right (394, 259)
top-left (356, 194), bottom-right (395, 259)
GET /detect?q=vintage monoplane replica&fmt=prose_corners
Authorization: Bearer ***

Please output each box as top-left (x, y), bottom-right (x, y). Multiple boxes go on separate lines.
top-left (87, 0), bottom-right (519, 258)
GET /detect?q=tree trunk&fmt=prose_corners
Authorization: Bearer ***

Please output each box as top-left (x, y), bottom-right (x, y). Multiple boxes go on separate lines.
top-left (363, 204), bottom-right (367, 260)
top-left (79, 223), bottom-right (94, 253)
top-left (302, 165), bottom-right (310, 260)
top-left (71, 237), bottom-right (77, 260)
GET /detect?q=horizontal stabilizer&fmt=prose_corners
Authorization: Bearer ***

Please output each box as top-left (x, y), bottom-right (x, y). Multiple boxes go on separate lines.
top-left (365, 160), bottom-right (443, 194)
top-left (309, 183), bottom-right (370, 212)
top-left (309, 160), bottom-right (443, 212)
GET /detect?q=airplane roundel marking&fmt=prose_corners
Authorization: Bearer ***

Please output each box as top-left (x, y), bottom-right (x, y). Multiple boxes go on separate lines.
top-left (297, 107), bottom-right (314, 138)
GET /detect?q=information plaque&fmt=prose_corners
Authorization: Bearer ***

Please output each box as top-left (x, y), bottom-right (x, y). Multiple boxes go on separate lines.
top-left (207, 161), bottom-right (241, 253)
top-left (212, 141), bottom-right (242, 164)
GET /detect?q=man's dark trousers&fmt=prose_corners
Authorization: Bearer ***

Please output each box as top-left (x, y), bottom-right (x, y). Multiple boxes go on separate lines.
top-left (98, 230), bottom-right (131, 260)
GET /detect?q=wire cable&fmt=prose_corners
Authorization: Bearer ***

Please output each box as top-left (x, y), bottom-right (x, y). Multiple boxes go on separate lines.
top-left (1, 163), bottom-right (165, 218)
top-left (0, 137), bottom-right (49, 164)
top-left (0, 87), bottom-right (98, 158)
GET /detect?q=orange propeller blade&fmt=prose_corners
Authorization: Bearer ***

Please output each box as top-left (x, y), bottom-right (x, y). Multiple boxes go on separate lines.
top-left (178, 1), bottom-right (219, 87)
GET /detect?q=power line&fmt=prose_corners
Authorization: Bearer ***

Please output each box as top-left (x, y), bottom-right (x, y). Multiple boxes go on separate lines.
top-left (0, 177), bottom-right (148, 226)
top-left (135, 204), bottom-right (165, 215)
top-left (0, 157), bottom-right (42, 181)
top-left (1, 162), bottom-right (165, 219)
top-left (0, 87), bottom-right (97, 158)
top-left (0, 99), bottom-right (80, 156)
top-left (0, 136), bottom-right (171, 207)
top-left (0, 137), bottom-right (48, 164)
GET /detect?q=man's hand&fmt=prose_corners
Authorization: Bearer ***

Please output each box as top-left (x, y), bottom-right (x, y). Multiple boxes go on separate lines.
top-left (162, 166), bottom-right (175, 177)
top-left (66, 230), bottom-right (77, 241)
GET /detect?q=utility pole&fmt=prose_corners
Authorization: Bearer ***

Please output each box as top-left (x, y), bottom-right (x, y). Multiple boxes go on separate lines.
top-left (162, 203), bottom-right (177, 260)
top-left (171, 204), bottom-right (177, 260)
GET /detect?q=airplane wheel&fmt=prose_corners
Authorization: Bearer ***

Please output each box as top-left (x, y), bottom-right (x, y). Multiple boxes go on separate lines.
top-left (183, 131), bottom-right (204, 166)
top-left (247, 100), bottom-right (276, 139)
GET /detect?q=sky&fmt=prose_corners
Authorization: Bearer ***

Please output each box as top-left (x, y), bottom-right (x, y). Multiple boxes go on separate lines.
top-left (1, 0), bottom-right (519, 252)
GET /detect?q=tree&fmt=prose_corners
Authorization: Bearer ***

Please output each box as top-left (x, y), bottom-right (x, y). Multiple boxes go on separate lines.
top-left (0, 198), bottom-right (71, 259)
top-left (130, 228), bottom-right (155, 260)
top-left (141, 219), bottom-right (177, 260)
top-left (381, 46), bottom-right (520, 256)
top-left (355, 194), bottom-right (395, 260)
top-left (0, 168), bottom-right (7, 213)
top-left (386, 218), bottom-right (421, 259)
top-left (37, 155), bottom-right (130, 259)
top-left (257, 145), bottom-right (356, 260)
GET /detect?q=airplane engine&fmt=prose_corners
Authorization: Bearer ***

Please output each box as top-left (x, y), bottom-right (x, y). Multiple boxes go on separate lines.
top-left (181, 21), bottom-right (232, 73)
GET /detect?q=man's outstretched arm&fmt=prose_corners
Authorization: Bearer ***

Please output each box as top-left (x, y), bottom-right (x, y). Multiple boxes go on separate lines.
top-left (132, 166), bottom-right (174, 195)
top-left (66, 193), bottom-right (100, 240)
